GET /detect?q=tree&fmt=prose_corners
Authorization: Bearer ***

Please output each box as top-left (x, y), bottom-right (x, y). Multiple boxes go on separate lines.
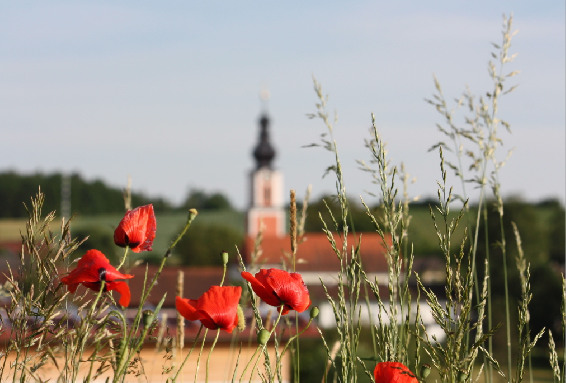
top-left (171, 222), bottom-right (242, 266)
top-left (475, 199), bottom-right (562, 339)
top-left (0, 171), bottom-right (176, 217)
top-left (181, 189), bottom-right (233, 211)
top-left (73, 225), bottom-right (119, 264)
top-left (547, 205), bottom-right (565, 265)
top-left (302, 194), bottom-right (377, 233)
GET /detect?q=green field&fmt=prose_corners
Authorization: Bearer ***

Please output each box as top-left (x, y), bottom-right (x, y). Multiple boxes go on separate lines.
top-left (0, 209), bottom-right (245, 262)
top-left (1, 202), bottom-right (561, 262)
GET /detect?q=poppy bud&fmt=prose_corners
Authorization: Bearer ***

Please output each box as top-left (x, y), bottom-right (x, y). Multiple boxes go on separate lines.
top-left (310, 306), bottom-right (319, 319)
top-left (222, 251), bottom-right (229, 265)
top-left (257, 329), bottom-right (270, 345)
top-left (142, 310), bottom-right (155, 329)
top-left (237, 304), bottom-right (246, 332)
top-left (420, 364), bottom-right (431, 379)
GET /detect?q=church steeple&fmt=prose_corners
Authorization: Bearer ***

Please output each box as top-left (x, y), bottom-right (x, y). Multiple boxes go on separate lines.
top-left (246, 107), bottom-right (285, 239)
top-left (253, 114), bottom-right (276, 169)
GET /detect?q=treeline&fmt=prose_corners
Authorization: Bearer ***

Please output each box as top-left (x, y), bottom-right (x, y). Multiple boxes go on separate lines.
top-left (301, 194), bottom-right (565, 262)
top-left (300, 194), bottom-right (565, 342)
top-left (0, 171), bottom-right (233, 217)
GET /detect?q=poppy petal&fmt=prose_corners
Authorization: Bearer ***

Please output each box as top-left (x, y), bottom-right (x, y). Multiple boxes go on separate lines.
top-left (60, 249), bottom-right (135, 307)
top-left (265, 270), bottom-right (311, 313)
top-left (196, 286), bottom-right (242, 332)
top-left (175, 286), bottom-right (242, 333)
top-left (60, 250), bottom-right (110, 285)
top-left (243, 268), bottom-right (311, 314)
top-left (107, 281), bottom-right (132, 307)
top-left (114, 205), bottom-right (156, 253)
top-left (374, 361), bottom-right (418, 383)
top-left (241, 270), bottom-right (281, 307)
top-left (198, 316), bottom-right (220, 330)
top-left (82, 281), bottom-right (102, 292)
top-left (175, 296), bottom-right (202, 321)
top-left (102, 268), bottom-right (134, 282)
top-left (62, 282), bottom-right (80, 293)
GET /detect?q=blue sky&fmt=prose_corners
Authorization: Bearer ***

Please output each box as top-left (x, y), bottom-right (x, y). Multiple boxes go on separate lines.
top-left (1, 1), bottom-right (564, 209)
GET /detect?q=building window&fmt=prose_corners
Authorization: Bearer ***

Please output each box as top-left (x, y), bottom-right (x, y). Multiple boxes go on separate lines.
top-left (264, 185), bottom-right (271, 206)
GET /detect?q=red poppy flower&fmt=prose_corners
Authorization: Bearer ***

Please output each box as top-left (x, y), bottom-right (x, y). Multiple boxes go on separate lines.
top-left (374, 361), bottom-right (418, 383)
top-left (113, 204), bottom-right (156, 253)
top-left (241, 268), bottom-right (311, 315)
top-left (175, 286), bottom-right (242, 333)
top-left (61, 249), bottom-right (134, 307)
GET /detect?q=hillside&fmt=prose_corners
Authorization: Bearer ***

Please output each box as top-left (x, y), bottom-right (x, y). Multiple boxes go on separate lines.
top-left (0, 209), bottom-right (245, 263)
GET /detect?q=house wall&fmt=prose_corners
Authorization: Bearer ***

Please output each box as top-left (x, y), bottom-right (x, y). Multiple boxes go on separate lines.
top-left (4, 345), bottom-right (290, 383)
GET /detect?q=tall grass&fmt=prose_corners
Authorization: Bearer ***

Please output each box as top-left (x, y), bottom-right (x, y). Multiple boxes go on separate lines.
top-left (0, 13), bottom-right (561, 383)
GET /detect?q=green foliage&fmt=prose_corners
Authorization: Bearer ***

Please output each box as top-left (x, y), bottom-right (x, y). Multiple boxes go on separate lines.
top-left (0, 14), bottom-right (563, 383)
top-left (547, 205), bottom-right (566, 265)
top-left (74, 225), bottom-right (119, 264)
top-left (0, 171), bottom-right (174, 217)
top-left (171, 222), bottom-right (243, 266)
top-left (302, 194), bottom-right (381, 233)
top-left (475, 200), bottom-right (563, 337)
top-left (181, 188), bottom-right (233, 211)
top-left (298, 339), bottom-right (327, 382)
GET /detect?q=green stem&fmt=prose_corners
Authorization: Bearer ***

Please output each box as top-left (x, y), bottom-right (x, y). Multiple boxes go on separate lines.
top-left (116, 246), bottom-right (130, 270)
top-left (267, 307), bottom-right (284, 381)
top-left (206, 329), bottom-right (221, 383)
top-left (483, 206), bottom-right (493, 383)
top-left (498, 213), bottom-right (512, 377)
top-left (277, 318), bottom-right (314, 376)
top-left (194, 328), bottom-right (209, 383)
top-left (294, 312), bottom-right (300, 383)
top-left (74, 280), bottom-right (106, 382)
top-left (169, 209), bottom-right (199, 252)
top-left (116, 209), bottom-right (198, 382)
top-left (171, 325), bottom-right (203, 383)
top-left (220, 252), bottom-right (228, 287)
top-left (238, 345), bottom-right (262, 382)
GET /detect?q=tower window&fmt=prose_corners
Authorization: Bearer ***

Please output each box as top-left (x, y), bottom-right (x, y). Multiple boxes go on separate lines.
top-left (264, 185), bottom-right (271, 206)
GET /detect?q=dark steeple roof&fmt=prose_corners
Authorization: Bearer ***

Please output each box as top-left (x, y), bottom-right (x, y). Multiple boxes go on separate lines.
top-left (252, 114), bottom-right (276, 169)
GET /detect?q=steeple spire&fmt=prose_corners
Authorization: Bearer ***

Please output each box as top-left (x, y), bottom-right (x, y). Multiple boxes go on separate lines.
top-left (246, 96), bottom-right (285, 239)
top-left (252, 114), bottom-right (276, 169)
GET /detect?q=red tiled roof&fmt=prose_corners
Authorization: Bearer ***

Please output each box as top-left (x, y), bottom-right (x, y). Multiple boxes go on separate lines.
top-left (127, 265), bottom-right (225, 307)
top-left (242, 232), bottom-right (391, 273)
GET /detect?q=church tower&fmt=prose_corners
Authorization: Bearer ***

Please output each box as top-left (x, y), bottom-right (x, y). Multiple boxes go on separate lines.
top-left (246, 113), bottom-right (285, 238)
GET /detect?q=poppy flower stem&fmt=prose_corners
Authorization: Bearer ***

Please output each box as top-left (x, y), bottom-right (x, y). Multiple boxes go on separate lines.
top-left (205, 329), bottom-right (221, 383)
top-left (73, 280), bottom-right (106, 381)
top-left (171, 324), bottom-right (203, 383)
top-left (294, 312), bottom-right (300, 383)
top-left (276, 317), bottom-right (315, 376)
top-left (263, 306), bottom-right (284, 381)
top-left (238, 344), bottom-right (262, 382)
top-left (219, 252), bottom-right (228, 287)
top-left (116, 246), bottom-right (130, 271)
top-left (168, 209), bottom-right (198, 256)
top-left (119, 208), bottom-right (198, 379)
top-left (106, 310), bottom-right (127, 369)
top-left (194, 328), bottom-right (209, 383)
top-left (245, 307), bottom-right (284, 382)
